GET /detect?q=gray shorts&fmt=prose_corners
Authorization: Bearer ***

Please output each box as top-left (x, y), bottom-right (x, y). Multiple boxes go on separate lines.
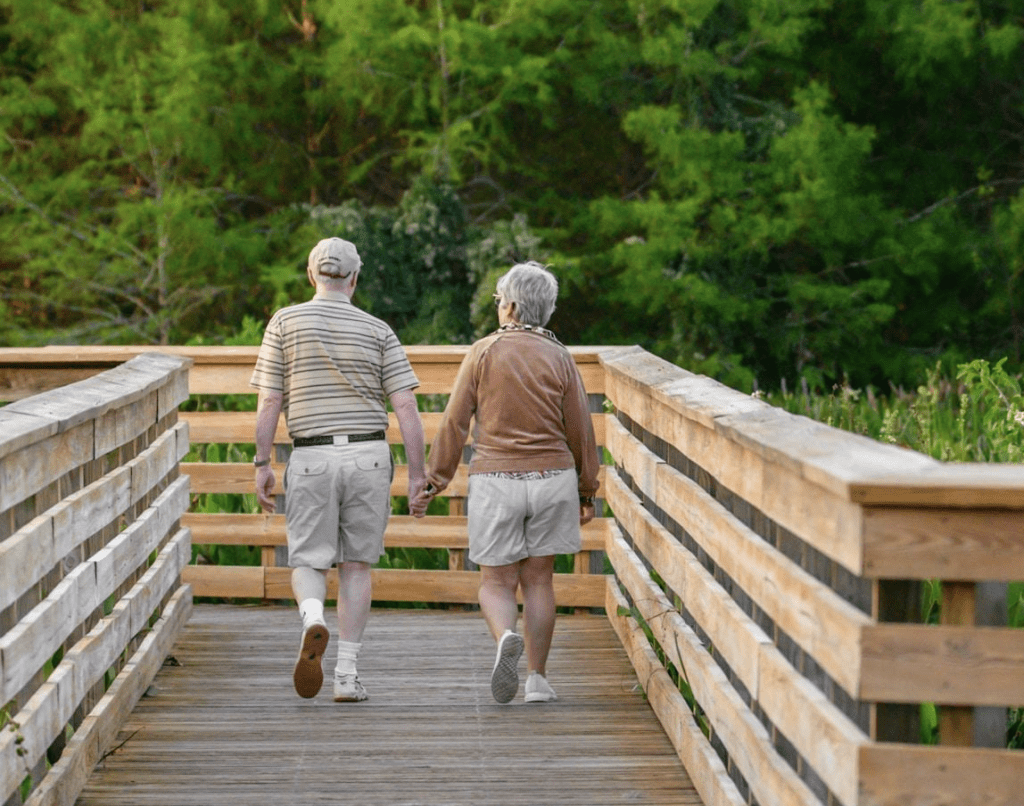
top-left (467, 470), bottom-right (581, 567)
top-left (283, 441), bottom-right (393, 568)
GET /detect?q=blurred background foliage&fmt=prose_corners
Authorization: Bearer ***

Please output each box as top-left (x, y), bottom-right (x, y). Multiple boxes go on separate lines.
top-left (2, 0), bottom-right (1023, 395)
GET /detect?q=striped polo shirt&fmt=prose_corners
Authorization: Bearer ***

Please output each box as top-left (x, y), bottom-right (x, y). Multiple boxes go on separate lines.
top-left (250, 290), bottom-right (419, 438)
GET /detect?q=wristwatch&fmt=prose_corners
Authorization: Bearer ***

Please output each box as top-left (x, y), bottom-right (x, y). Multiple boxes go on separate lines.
top-left (253, 458), bottom-right (271, 468)
top-left (579, 495), bottom-right (595, 506)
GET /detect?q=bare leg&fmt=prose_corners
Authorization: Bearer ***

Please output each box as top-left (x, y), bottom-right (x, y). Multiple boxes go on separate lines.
top-left (519, 555), bottom-right (556, 676)
top-left (478, 562), bottom-right (522, 640)
top-left (291, 566), bottom-right (328, 609)
top-left (336, 561), bottom-right (373, 643)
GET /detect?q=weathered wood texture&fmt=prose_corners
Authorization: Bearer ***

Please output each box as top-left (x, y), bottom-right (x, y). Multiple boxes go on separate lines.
top-left (0, 355), bottom-right (193, 806)
top-left (41, 346), bottom-right (612, 607)
top-left (74, 604), bottom-right (702, 806)
top-left (599, 346), bottom-right (1024, 806)
top-left (0, 345), bottom-right (607, 400)
top-left (3, 343), bottom-right (1023, 806)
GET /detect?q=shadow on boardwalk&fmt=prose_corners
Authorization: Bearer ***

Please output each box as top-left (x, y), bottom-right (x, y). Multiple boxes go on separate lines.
top-left (76, 605), bottom-right (701, 806)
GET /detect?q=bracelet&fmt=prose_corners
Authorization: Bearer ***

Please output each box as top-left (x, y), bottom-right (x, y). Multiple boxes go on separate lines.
top-left (253, 458), bottom-right (271, 468)
top-left (579, 495), bottom-right (595, 506)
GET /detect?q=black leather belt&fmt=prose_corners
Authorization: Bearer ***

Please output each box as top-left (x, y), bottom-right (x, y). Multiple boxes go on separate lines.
top-left (293, 431), bottom-right (386, 447)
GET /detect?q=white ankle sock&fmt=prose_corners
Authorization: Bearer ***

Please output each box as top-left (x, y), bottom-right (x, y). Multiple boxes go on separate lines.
top-left (334, 640), bottom-right (362, 677)
top-left (298, 598), bottom-right (325, 627)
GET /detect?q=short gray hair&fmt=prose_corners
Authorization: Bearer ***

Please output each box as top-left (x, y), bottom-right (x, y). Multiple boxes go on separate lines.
top-left (495, 261), bottom-right (558, 327)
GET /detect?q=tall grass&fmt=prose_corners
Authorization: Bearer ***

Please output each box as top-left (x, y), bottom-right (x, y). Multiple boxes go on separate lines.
top-left (767, 358), bottom-right (1024, 748)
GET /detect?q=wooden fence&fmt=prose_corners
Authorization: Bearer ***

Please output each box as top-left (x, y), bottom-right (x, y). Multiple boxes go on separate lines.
top-left (1, 344), bottom-right (1022, 806)
top-left (599, 346), bottom-right (1024, 806)
top-left (0, 354), bottom-right (192, 806)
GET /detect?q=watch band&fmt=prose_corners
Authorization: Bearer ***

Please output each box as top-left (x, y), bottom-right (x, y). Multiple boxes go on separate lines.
top-left (253, 458), bottom-right (271, 468)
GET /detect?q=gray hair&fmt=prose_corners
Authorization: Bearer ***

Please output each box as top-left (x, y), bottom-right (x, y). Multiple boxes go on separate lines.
top-left (495, 261), bottom-right (558, 327)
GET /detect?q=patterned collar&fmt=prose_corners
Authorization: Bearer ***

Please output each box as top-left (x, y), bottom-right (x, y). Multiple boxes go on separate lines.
top-left (494, 322), bottom-right (562, 343)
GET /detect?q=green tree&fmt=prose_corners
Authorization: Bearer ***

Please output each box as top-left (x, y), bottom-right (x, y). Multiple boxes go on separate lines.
top-left (0, 0), bottom-right (292, 344)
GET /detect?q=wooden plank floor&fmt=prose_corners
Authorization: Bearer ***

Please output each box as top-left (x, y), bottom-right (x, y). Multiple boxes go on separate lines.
top-left (77, 604), bottom-right (702, 806)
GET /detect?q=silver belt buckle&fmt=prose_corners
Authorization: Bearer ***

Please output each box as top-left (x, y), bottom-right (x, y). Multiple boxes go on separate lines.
top-left (332, 435), bottom-right (350, 445)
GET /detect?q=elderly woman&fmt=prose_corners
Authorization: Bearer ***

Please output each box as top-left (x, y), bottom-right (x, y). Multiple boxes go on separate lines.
top-left (411, 261), bottom-right (599, 704)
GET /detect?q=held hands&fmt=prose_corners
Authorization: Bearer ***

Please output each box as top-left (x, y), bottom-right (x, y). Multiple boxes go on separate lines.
top-left (409, 480), bottom-right (435, 518)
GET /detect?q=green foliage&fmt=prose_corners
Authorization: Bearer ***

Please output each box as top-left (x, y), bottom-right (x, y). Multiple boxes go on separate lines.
top-left (295, 179), bottom-right (477, 345)
top-left (785, 358), bottom-right (1024, 749)
top-left (1, 0), bottom-right (1022, 390)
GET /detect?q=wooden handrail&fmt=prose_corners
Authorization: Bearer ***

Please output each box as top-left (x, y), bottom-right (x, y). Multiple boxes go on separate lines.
top-left (2, 343), bottom-right (1023, 806)
top-left (0, 354), bottom-right (192, 806)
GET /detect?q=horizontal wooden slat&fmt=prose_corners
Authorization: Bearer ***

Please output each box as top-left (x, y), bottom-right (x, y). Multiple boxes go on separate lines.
top-left (862, 507), bottom-right (1024, 580)
top-left (0, 345), bottom-right (609, 398)
top-left (604, 470), bottom-right (763, 691)
top-left (601, 347), bottom-right (1024, 510)
top-left (605, 579), bottom-right (747, 806)
top-left (183, 462), bottom-right (473, 497)
top-left (0, 420), bottom-right (94, 514)
top-left (606, 420), bottom-right (871, 695)
top-left (0, 531), bottom-right (191, 804)
top-left (19, 450), bottom-right (182, 595)
top-left (860, 624), bottom-right (1024, 705)
top-left (848, 463), bottom-right (1024, 508)
top-left (182, 564), bottom-right (606, 607)
top-left (0, 353), bottom-right (190, 450)
top-left (181, 512), bottom-right (609, 552)
top-left (755, 646), bottom-right (867, 806)
top-left (27, 584), bottom-right (193, 806)
top-left (182, 564), bottom-right (265, 598)
top-left (603, 380), bottom-right (869, 573)
top-left (1, 476), bottom-right (190, 704)
top-left (181, 409), bottom-right (606, 446)
top-left (183, 462), bottom-right (608, 500)
top-left (2, 423), bottom-right (183, 611)
top-left (607, 527), bottom-right (825, 806)
top-left (858, 743), bottom-right (1024, 806)
top-left (0, 367), bottom-right (103, 402)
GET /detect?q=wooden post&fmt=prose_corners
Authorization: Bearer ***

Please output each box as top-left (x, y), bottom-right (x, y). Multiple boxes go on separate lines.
top-left (938, 581), bottom-right (975, 746)
top-left (873, 580), bottom-right (922, 742)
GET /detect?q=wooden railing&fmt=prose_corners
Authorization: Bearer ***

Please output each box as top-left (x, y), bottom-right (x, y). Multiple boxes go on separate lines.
top-left (0, 354), bottom-right (192, 806)
top-left (1, 344), bottom-right (1022, 806)
top-left (599, 346), bottom-right (1024, 806)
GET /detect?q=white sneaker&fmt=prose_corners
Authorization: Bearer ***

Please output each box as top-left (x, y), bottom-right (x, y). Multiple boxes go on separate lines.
top-left (333, 674), bottom-right (368, 702)
top-left (524, 672), bottom-right (557, 703)
top-left (293, 619), bottom-right (329, 699)
top-left (490, 630), bottom-right (524, 704)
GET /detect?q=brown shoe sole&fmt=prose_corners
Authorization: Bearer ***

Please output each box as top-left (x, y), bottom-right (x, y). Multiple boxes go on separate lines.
top-left (293, 624), bottom-right (329, 699)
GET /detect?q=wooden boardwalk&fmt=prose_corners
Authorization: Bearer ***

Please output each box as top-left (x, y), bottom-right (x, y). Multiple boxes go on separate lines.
top-left (76, 605), bottom-right (702, 806)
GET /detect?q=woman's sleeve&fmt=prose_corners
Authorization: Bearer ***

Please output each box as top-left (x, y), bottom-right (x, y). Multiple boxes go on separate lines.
top-left (563, 357), bottom-right (600, 497)
top-left (425, 348), bottom-right (478, 491)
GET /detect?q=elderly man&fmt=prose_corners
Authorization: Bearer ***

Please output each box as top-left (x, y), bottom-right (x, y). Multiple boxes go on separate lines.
top-left (251, 237), bottom-right (426, 702)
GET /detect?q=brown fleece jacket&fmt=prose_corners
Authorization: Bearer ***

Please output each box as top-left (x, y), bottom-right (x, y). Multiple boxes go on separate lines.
top-left (425, 327), bottom-right (600, 498)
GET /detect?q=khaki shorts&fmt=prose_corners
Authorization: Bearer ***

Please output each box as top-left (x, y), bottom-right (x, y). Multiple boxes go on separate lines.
top-left (467, 470), bottom-right (581, 567)
top-left (284, 441), bottom-right (393, 568)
